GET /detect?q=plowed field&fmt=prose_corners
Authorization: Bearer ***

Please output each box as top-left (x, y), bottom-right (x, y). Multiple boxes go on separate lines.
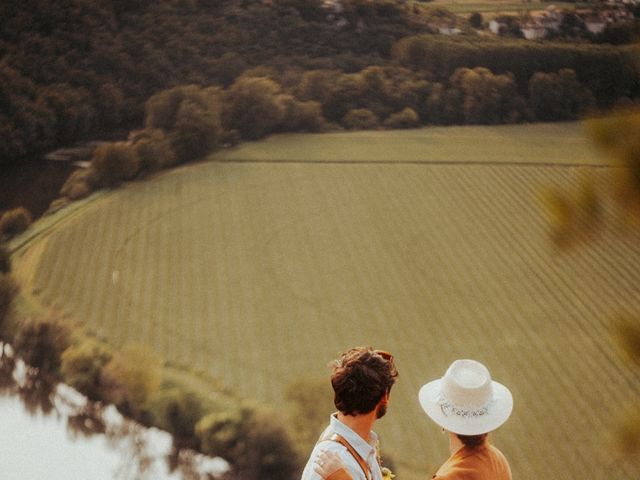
top-left (14, 123), bottom-right (640, 480)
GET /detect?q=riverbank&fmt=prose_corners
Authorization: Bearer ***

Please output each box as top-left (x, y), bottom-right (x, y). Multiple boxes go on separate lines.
top-left (1, 128), bottom-right (132, 219)
top-left (0, 344), bottom-right (229, 480)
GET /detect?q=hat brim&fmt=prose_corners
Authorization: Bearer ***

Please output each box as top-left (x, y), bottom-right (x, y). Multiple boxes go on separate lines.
top-left (418, 379), bottom-right (513, 435)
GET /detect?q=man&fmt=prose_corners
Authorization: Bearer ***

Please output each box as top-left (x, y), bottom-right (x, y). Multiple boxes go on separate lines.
top-left (301, 347), bottom-right (398, 480)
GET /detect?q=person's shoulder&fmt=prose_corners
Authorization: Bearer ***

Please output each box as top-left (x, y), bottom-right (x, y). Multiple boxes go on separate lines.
top-left (487, 445), bottom-right (510, 464)
top-left (433, 456), bottom-right (477, 480)
top-left (433, 471), bottom-right (476, 480)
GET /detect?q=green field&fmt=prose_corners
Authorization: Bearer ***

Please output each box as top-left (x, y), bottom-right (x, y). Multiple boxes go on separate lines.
top-left (423, 0), bottom-right (595, 15)
top-left (13, 123), bottom-right (640, 480)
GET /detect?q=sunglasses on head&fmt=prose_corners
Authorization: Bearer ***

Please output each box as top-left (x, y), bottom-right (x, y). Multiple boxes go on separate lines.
top-left (374, 349), bottom-right (394, 363)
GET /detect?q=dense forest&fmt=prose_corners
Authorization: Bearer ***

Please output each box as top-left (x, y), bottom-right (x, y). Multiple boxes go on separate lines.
top-left (1, 0), bottom-right (639, 171)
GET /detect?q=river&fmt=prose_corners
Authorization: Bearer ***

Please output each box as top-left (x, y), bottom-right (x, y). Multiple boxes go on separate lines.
top-left (0, 158), bottom-right (76, 219)
top-left (1, 131), bottom-right (129, 218)
top-left (0, 349), bottom-right (229, 480)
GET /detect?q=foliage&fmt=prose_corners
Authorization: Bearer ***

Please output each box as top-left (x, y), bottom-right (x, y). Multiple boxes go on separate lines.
top-left (342, 108), bottom-right (380, 130)
top-left (0, 244), bottom-right (11, 274)
top-left (222, 76), bottom-right (286, 140)
top-left (0, 0), bottom-right (638, 172)
top-left (383, 107), bottom-right (420, 129)
top-left (469, 12), bottom-right (483, 29)
top-left (543, 173), bottom-right (601, 248)
top-left (145, 85), bottom-right (224, 163)
top-left (285, 377), bottom-right (335, 455)
top-left (13, 317), bottom-right (72, 380)
top-left (148, 387), bottom-right (206, 450)
top-left (0, 207), bottom-right (32, 240)
top-left (196, 407), bottom-right (249, 465)
top-left (131, 129), bottom-right (177, 173)
top-left (170, 98), bottom-right (223, 163)
top-left (392, 35), bottom-right (638, 105)
top-left (88, 141), bottom-right (140, 189)
top-left (0, 274), bottom-right (18, 341)
top-left (60, 169), bottom-right (93, 201)
top-left (529, 69), bottom-right (596, 121)
top-left (240, 409), bottom-right (300, 480)
top-left (586, 108), bottom-right (640, 224)
top-left (196, 404), bottom-right (299, 480)
top-left (61, 337), bottom-right (113, 402)
top-left (100, 343), bottom-right (163, 418)
top-left (279, 95), bottom-right (327, 133)
top-left (544, 108), bottom-right (640, 454)
top-left (449, 67), bottom-right (526, 124)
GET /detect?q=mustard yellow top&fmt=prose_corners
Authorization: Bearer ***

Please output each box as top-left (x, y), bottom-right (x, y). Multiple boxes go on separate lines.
top-left (432, 443), bottom-right (512, 480)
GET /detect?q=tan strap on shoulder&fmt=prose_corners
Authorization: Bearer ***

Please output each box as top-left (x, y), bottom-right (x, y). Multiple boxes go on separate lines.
top-left (330, 433), bottom-right (372, 480)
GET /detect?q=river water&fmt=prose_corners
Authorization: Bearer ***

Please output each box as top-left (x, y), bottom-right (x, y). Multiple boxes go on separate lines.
top-left (0, 351), bottom-right (229, 480)
top-left (0, 158), bottom-right (76, 218)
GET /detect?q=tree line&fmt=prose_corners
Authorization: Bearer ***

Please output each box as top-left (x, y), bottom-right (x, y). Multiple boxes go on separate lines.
top-left (1, 0), bottom-right (639, 170)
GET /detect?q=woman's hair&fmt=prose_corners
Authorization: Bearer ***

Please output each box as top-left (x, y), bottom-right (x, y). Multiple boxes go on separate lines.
top-left (456, 433), bottom-right (488, 448)
top-left (331, 347), bottom-right (398, 416)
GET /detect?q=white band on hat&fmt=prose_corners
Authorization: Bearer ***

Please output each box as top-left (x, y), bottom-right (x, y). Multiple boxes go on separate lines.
top-left (438, 396), bottom-right (493, 419)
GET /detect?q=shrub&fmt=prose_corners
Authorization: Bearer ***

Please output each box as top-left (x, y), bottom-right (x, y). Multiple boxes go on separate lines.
top-left (0, 244), bottom-right (10, 273)
top-left (61, 338), bottom-right (112, 402)
top-left (132, 129), bottom-right (177, 173)
top-left (529, 69), bottom-right (596, 121)
top-left (46, 197), bottom-right (71, 216)
top-left (60, 169), bottom-right (92, 200)
top-left (196, 407), bottom-right (248, 462)
top-left (88, 141), bottom-right (140, 189)
top-left (169, 99), bottom-right (223, 163)
top-left (0, 274), bottom-right (18, 341)
top-left (240, 409), bottom-right (300, 480)
top-left (13, 317), bottom-right (72, 379)
top-left (197, 404), bottom-right (299, 480)
top-left (450, 67), bottom-right (526, 124)
top-left (285, 377), bottom-right (335, 455)
top-left (148, 387), bottom-right (205, 449)
top-left (100, 344), bottom-right (163, 418)
top-left (145, 85), bottom-right (215, 132)
top-left (280, 96), bottom-right (327, 133)
top-left (383, 107), bottom-right (420, 129)
top-left (469, 12), bottom-right (483, 29)
top-left (0, 207), bottom-right (32, 240)
top-left (222, 76), bottom-right (286, 139)
top-left (342, 108), bottom-right (379, 130)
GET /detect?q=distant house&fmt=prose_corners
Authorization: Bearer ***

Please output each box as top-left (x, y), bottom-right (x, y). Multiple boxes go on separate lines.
top-left (517, 7), bottom-right (565, 40)
top-left (521, 23), bottom-right (547, 40)
top-left (434, 21), bottom-right (461, 35)
top-left (489, 19), bottom-right (508, 34)
top-left (585, 17), bottom-right (606, 34)
top-left (323, 0), bottom-right (343, 14)
top-left (537, 8), bottom-right (563, 32)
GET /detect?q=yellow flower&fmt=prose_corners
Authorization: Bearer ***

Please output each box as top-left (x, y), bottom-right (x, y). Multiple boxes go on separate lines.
top-left (381, 466), bottom-right (396, 480)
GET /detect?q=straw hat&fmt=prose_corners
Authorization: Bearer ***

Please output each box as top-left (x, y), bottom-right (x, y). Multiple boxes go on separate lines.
top-left (418, 359), bottom-right (513, 435)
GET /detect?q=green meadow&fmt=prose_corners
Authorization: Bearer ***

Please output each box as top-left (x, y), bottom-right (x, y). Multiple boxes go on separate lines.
top-left (13, 123), bottom-right (640, 480)
top-left (424, 0), bottom-right (595, 15)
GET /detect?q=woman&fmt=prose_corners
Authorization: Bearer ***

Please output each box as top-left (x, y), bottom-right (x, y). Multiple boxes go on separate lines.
top-left (315, 359), bottom-right (513, 480)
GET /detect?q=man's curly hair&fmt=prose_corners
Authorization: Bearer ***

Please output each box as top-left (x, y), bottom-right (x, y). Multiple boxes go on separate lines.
top-left (331, 347), bottom-right (398, 416)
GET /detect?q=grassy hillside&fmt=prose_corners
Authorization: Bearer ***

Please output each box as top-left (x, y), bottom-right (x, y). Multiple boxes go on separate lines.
top-left (427, 0), bottom-right (595, 15)
top-left (12, 123), bottom-right (640, 480)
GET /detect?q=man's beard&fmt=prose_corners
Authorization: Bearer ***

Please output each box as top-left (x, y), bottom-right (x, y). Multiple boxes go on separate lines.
top-left (376, 402), bottom-right (387, 419)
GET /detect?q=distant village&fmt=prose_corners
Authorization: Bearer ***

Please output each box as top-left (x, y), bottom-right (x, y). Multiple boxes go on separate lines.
top-left (320, 0), bottom-right (639, 41)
